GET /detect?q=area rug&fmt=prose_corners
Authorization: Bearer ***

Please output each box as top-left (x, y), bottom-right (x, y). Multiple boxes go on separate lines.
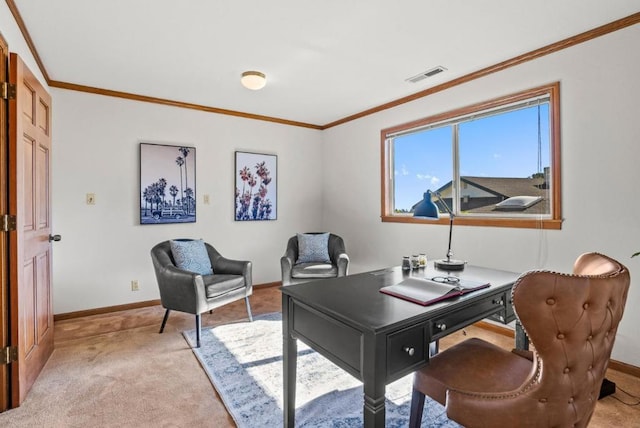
top-left (183, 313), bottom-right (460, 428)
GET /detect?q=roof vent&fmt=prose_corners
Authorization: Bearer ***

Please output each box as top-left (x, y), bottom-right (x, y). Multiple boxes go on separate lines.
top-left (406, 66), bottom-right (447, 83)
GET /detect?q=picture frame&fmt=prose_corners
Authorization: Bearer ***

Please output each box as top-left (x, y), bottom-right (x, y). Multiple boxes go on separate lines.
top-left (235, 151), bottom-right (277, 221)
top-left (140, 142), bottom-right (196, 224)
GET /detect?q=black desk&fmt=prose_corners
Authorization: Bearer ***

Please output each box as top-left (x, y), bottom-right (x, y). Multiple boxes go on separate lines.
top-left (281, 264), bottom-right (521, 427)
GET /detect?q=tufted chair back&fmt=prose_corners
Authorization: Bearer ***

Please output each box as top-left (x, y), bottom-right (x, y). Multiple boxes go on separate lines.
top-left (508, 252), bottom-right (630, 426)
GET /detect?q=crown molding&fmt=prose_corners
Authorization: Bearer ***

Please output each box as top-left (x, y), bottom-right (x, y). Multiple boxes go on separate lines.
top-left (5, 0), bottom-right (49, 82)
top-left (48, 80), bottom-right (323, 130)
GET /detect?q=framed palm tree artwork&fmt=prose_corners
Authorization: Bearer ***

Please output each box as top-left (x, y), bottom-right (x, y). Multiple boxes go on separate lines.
top-left (140, 142), bottom-right (196, 224)
top-left (235, 151), bottom-right (277, 221)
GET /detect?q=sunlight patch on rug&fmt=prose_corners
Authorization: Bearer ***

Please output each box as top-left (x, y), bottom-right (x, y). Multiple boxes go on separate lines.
top-left (184, 313), bottom-right (460, 428)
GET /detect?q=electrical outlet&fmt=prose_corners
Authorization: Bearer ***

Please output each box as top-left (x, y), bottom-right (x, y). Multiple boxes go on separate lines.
top-left (131, 280), bottom-right (139, 291)
top-left (203, 194), bottom-right (210, 204)
top-left (86, 193), bottom-right (96, 205)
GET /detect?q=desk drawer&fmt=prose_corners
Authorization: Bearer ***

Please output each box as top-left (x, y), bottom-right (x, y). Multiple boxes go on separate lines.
top-left (387, 324), bottom-right (427, 379)
top-left (431, 298), bottom-right (503, 340)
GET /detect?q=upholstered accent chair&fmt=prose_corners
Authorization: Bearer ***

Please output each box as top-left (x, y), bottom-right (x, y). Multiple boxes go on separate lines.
top-left (409, 252), bottom-right (630, 428)
top-left (280, 232), bottom-right (349, 286)
top-left (150, 240), bottom-right (253, 347)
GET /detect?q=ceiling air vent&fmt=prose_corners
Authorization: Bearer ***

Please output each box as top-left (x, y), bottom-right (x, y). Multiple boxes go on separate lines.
top-left (406, 66), bottom-right (447, 83)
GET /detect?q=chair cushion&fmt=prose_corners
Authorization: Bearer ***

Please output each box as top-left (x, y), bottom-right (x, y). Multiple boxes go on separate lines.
top-left (291, 263), bottom-right (338, 279)
top-left (170, 239), bottom-right (213, 275)
top-left (414, 337), bottom-right (533, 406)
top-left (296, 233), bottom-right (331, 264)
top-left (202, 274), bottom-right (245, 298)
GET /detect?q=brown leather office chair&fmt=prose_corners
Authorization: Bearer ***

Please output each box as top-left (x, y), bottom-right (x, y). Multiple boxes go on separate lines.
top-left (409, 252), bottom-right (630, 428)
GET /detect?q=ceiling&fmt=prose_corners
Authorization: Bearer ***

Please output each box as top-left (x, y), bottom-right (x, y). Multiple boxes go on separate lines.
top-left (10, 0), bottom-right (640, 128)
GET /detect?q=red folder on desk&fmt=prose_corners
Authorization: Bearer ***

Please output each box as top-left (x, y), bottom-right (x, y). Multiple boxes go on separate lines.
top-left (380, 277), bottom-right (490, 306)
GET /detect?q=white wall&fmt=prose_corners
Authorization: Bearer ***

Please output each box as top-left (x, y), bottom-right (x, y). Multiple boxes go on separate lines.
top-left (0, 2), bottom-right (47, 87)
top-left (321, 25), bottom-right (640, 366)
top-left (51, 90), bottom-right (324, 313)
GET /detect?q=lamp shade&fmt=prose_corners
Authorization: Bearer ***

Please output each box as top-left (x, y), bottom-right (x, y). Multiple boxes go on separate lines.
top-left (413, 191), bottom-right (440, 219)
top-left (241, 71), bottom-right (266, 90)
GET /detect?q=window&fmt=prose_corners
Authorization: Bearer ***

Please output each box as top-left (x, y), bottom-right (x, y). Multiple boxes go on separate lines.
top-left (381, 83), bottom-right (561, 229)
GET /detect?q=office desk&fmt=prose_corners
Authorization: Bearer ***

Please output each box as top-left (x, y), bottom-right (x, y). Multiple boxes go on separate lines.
top-left (281, 264), bottom-right (521, 427)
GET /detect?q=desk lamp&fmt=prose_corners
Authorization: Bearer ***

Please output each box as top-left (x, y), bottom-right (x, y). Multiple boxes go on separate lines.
top-left (413, 190), bottom-right (465, 271)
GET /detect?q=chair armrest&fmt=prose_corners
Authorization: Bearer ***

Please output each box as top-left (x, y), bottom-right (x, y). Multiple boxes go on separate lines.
top-left (212, 256), bottom-right (253, 294)
top-left (328, 240), bottom-right (349, 277)
top-left (212, 255), bottom-right (246, 275)
top-left (281, 253), bottom-right (296, 286)
top-left (154, 264), bottom-right (201, 314)
top-left (336, 253), bottom-right (350, 277)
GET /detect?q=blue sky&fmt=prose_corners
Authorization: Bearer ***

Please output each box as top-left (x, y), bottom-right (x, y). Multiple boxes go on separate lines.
top-left (393, 104), bottom-right (550, 211)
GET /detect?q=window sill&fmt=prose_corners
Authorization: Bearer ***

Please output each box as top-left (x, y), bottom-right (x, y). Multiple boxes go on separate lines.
top-left (381, 215), bottom-right (562, 230)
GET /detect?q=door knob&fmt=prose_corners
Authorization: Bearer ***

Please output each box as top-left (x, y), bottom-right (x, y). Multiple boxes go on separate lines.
top-left (49, 234), bottom-right (61, 242)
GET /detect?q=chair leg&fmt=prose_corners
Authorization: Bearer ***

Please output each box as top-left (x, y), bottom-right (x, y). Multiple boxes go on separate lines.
top-left (409, 387), bottom-right (426, 428)
top-left (245, 297), bottom-right (253, 322)
top-left (195, 314), bottom-right (202, 348)
top-left (159, 309), bottom-right (170, 333)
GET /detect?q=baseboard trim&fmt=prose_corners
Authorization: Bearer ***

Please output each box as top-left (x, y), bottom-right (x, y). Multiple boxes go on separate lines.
top-left (53, 281), bottom-right (283, 321)
top-left (474, 320), bottom-right (640, 379)
top-left (54, 299), bottom-right (162, 321)
top-left (255, 281), bottom-right (282, 289)
top-left (474, 320), bottom-right (514, 338)
top-left (607, 360), bottom-right (640, 378)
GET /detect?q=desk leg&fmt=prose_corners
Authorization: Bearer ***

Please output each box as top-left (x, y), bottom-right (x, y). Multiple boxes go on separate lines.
top-left (282, 296), bottom-right (297, 428)
top-left (363, 392), bottom-right (386, 427)
top-left (362, 333), bottom-right (386, 427)
top-left (515, 320), bottom-right (529, 350)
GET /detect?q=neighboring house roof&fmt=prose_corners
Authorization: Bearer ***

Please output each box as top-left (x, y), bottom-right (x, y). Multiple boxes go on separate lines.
top-left (434, 176), bottom-right (550, 214)
top-left (459, 176), bottom-right (547, 198)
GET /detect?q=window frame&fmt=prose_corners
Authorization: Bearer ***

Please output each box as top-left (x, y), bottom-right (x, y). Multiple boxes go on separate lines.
top-left (380, 82), bottom-right (562, 230)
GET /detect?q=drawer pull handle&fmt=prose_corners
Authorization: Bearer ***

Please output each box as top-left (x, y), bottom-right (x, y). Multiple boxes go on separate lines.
top-left (437, 323), bottom-right (447, 331)
top-left (403, 346), bottom-right (415, 356)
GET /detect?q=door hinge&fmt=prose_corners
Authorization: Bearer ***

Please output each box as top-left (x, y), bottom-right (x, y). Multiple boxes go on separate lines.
top-left (1, 346), bottom-right (17, 365)
top-left (1, 82), bottom-right (16, 100)
top-left (1, 214), bottom-right (17, 232)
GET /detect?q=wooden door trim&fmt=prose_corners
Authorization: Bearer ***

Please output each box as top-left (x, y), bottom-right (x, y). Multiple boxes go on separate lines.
top-left (0, 31), bottom-right (10, 412)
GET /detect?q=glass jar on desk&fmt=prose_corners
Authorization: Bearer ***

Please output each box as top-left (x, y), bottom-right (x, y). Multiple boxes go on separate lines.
top-left (411, 255), bottom-right (420, 270)
top-left (402, 256), bottom-right (411, 270)
top-left (418, 253), bottom-right (427, 268)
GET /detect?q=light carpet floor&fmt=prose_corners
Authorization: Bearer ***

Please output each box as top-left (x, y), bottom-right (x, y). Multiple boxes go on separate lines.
top-left (184, 312), bottom-right (460, 428)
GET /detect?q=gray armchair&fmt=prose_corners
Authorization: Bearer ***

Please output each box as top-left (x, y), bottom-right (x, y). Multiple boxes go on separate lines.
top-left (150, 240), bottom-right (253, 347)
top-left (280, 233), bottom-right (349, 286)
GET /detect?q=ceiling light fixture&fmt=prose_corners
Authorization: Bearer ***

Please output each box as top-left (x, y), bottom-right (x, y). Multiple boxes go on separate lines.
top-left (241, 71), bottom-right (266, 90)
